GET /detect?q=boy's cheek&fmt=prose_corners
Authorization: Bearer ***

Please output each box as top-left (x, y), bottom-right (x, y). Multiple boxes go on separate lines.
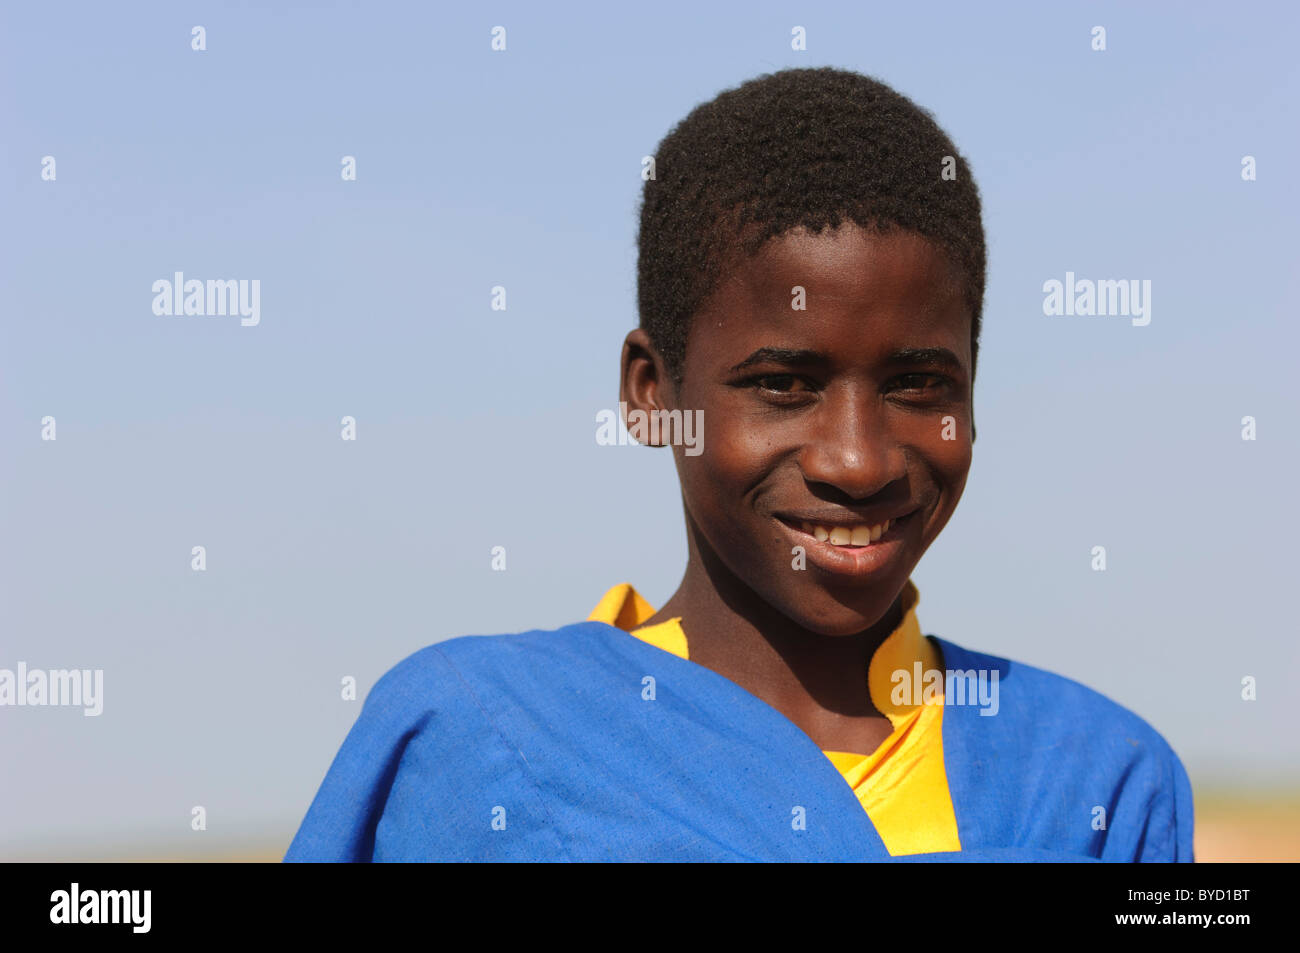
top-left (925, 432), bottom-right (973, 509)
top-left (932, 432), bottom-right (973, 472)
top-left (673, 421), bottom-right (769, 478)
top-left (914, 413), bottom-right (973, 465)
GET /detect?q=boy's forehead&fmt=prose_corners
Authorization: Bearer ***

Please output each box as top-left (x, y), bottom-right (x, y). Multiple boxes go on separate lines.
top-left (741, 224), bottom-right (958, 300)
top-left (694, 225), bottom-right (970, 353)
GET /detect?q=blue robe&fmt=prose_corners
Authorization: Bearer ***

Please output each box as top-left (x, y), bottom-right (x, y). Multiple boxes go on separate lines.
top-left (284, 621), bottom-right (1194, 862)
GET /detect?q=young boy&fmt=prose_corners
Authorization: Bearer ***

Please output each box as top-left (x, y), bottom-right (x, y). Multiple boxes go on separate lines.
top-left (286, 67), bottom-right (1194, 862)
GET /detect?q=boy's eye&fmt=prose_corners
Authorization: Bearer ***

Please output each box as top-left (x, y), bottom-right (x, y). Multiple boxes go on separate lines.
top-left (892, 373), bottom-right (948, 392)
top-left (751, 374), bottom-right (812, 394)
top-left (736, 372), bottom-right (953, 401)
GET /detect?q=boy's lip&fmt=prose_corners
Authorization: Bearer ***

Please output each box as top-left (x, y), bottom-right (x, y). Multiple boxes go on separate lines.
top-left (774, 508), bottom-right (919, 530)
top-left (772, 509), bottom-right (919, 579)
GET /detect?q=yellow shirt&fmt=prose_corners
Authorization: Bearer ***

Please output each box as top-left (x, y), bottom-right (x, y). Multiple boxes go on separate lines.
top-left (588, 580), bottom-right (962, 856)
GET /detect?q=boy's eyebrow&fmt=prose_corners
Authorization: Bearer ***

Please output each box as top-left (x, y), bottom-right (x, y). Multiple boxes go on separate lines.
top-left (728, 348), bottom-right (828, 372)
top-left (728, 346), bottom-right (965, 373)
top-left (883, 347), bottom-right (966, 371)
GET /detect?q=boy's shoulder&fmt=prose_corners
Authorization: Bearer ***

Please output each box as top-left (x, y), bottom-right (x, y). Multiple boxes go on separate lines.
top-left (931, 635), bottom-right (1195, 861)
top-left (363, 620), bottom-right (659, 712)
top-left (933, 634), bottom-right (1179, 751)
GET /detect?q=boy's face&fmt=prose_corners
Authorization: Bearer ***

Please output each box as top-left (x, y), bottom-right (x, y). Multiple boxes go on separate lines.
top-left (623, 224), bottom-right (973, 637)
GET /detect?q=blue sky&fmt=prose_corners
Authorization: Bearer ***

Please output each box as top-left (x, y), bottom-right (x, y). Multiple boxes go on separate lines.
top-left (2, 1), bottom-right (1297, 857)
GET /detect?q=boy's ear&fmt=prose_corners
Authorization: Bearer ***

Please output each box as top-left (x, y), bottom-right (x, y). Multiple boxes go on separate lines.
top-left (968, 375), bottom-right (976, 444)
top-left (619, 329), bottom-right (673, 447)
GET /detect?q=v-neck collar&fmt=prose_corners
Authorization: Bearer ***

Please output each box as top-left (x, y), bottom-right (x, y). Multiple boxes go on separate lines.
top-left (587, 579), bottom-right (940, 732)
top-left (584, 581), bottom-right (962, 856)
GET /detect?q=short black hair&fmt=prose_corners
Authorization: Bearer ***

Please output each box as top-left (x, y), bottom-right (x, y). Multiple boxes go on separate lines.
top-left (636, 66), bottom-right (986, 386)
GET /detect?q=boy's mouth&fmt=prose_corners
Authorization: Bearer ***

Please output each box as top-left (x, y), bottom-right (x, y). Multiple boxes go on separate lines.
top-left (795, 518), bottom-right (892, 546)
top-left (775, 510), bottom-right (915, 547)
top-left (772, 510), bottom-right (918, 578)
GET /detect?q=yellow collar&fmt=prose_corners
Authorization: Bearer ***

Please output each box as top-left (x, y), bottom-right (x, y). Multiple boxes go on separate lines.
top-left (587, 580), bottom-right (940, 730)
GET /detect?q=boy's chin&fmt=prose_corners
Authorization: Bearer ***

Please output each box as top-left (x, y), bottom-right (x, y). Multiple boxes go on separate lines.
top-left (765, 585), bottom-right (906, 638)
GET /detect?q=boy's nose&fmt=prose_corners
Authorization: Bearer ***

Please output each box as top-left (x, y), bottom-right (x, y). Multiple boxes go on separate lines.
top-left (796, 395), bottom-right (907, 500)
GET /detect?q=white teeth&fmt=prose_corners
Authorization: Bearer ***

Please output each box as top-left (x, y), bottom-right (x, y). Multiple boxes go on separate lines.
top-left (798, 518), bottom-right (893, 547)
